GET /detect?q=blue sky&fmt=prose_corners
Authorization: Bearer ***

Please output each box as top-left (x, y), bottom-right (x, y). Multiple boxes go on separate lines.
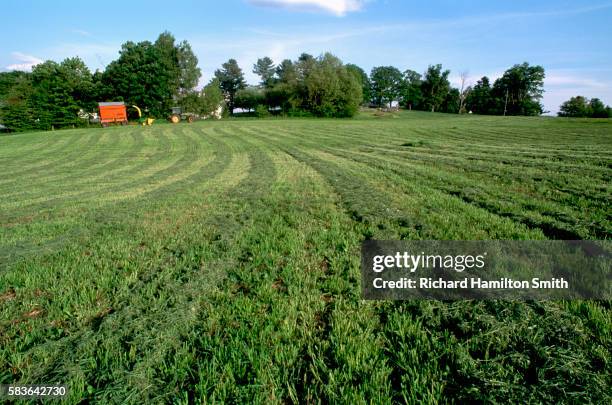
top-left (1, 0), bottom-right (611, 113)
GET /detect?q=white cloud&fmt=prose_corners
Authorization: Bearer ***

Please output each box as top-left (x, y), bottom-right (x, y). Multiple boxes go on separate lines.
top-left (247, 0), bottom-right (365, 16)
top-left (6, 52), bottom-right (44, 71)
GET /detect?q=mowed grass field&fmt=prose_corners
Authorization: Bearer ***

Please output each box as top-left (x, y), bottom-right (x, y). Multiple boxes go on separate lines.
top-left (1, 111), bottom-right (611, 403)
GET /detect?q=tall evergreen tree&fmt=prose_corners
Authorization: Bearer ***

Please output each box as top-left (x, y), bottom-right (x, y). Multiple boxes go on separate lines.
top-left (253, 57), bottom-right (276, 88)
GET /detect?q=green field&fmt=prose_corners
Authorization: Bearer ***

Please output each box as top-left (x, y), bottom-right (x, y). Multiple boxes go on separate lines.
top-left (1, 111), bottom-right (611, 403)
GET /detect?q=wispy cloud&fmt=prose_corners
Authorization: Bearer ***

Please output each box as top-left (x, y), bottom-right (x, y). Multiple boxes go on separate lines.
top-left (70, 29), bottom-right (92, 37)
top-left (545, 72), bottom-right (609, 89)
top-left (6, 52), bottom-right (43, 71)
top-left (247, 0), bottom-right (366, 16)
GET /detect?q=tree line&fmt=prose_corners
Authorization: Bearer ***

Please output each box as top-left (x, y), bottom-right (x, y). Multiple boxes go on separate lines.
top-left (558, 96), bottom-right (612, 118)
top-left (217, 59), bottom-right (567, 118)
top-left (1, 31), bottom-right (610, 132)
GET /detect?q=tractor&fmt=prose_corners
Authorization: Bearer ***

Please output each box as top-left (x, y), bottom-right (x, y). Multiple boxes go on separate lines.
top-left (169, 107), bottom-right (196, 124)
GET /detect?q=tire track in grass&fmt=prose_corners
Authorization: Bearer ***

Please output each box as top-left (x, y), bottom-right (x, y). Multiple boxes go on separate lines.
top-left (268, 150), bottom-right (394, 403)
top-left (88, 126), bottom-right (210, 203)
top-left (309, 120), bottom-right (610, 161)
top-left (362, 143), bottom-right (612, 181)
top-left (176, 132), bottom-right (393, 403)
top-left (238, 126), bottom-right (436, 237)
top-left (134, 126), bottom-right (246, 200)
top-left (93, 125), bottom-right (245, 210)
top-left (88, 144), bottom-right (250, 403)
top-left (174, 133), bottom-right (318, 403)
top-left (234, 126), bottom-right (401, 401)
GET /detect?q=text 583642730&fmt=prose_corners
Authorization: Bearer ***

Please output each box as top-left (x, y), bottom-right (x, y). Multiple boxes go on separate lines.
top-left (1, 385), bottom-right (68, 399)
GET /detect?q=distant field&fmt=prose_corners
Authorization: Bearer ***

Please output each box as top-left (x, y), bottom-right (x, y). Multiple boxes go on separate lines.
top-left (1, 111), bottom-right (611, 403)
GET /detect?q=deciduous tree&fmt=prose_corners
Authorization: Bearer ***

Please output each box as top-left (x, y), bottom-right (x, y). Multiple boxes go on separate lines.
top-left (420, 64), bottom-right (450, 113)
top-left (346, 64), bottom-right (371, 105)
top-left (401, 69), bottom-right (422, 110)
top-left (370, 66), bottom-right (403, 108)
top-left (491, 63), bottom-right (545, 116)
top-left (215, 59), bottom-right (246, 115)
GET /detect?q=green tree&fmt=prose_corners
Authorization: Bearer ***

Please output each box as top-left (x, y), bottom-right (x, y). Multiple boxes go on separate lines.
top-left (465, 76), bottom-right (492, 114)
top-left (370, 66), bottom-right (403, 108)
top-left (303, 53), bottom-right (361, 117)
top-left (102, 32), bottom-right (197, 117)
top-left (102, 40), bottom-right (156, 113)
top-left (177, 40), bottom-right (202, 99)
top-left (346, 64), bottom-right (371, 105)
top-left (264, 83), bottom-right (295, 114)
top-left (0, 71), bottom-right (30, 101)
top-left (335, 61), bottom-right (363, 117)
top-left (270, 60), bottom-right (300, 113)
top-left (558, 96), bottom-right (611, 118)
top-left (420, 64), bottom-right (450, 113)
top-left (214, 59), bottom-right (246, 115)
top-left (558, 96), bottom-right (590, 117)
top-left (0, 74), bottom-right (35, 131)
top-left (275, 59), bottom-right (298, 85)
top-left (199, 78), bottom-right (225, 117)
top-left (253, 57), bottom-right (276, 88)
top-left (61, 57), bottom-right (96, 111)
top-left (441, 88), bottom-right (461, 113)
top-left (401, 69), bottom-right (422, 110)
top-left (153, 32), bottom-right (181, 112)
top-left (491, 63), bottom-right (545, 116)
top-left (29, 58), bottom-right (94, 129)
top-left (234, 87), bottom-right (265, 112)
top-left (296, 53), bottom-right (316, 80)
top-left (265, 53), bottom-right (361, 117)
top-left (588, 98), bottom-right (610, 118)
